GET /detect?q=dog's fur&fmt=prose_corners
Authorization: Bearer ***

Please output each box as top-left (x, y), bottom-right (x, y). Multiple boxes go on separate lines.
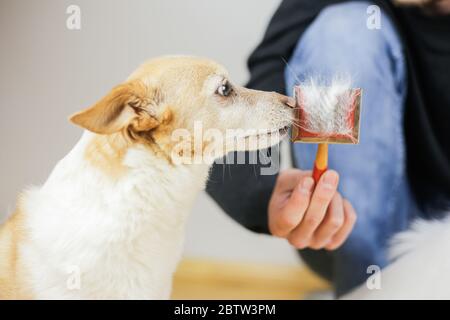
top-left (0, 56), bottom-right (293, 299)
top-left (344, 215), bottom-right (450, 299)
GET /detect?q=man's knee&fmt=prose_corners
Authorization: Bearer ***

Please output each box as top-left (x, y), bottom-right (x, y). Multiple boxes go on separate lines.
top-left (313, 2), bottom-right (378, 35)
top-left (286, 1), bottom-right (404, 93)
top-left (292, 2), bottom-right (394, 72)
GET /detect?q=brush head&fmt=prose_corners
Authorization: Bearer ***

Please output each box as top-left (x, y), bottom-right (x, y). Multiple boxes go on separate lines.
top-left (291, 80), bottom-right (362, 144)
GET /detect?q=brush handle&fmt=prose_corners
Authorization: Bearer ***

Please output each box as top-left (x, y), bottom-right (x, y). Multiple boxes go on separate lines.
top-left (313, 143), bottom-right (328, 184)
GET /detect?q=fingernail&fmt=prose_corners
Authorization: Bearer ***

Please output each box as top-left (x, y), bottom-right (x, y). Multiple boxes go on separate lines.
top-left (300, 177), bottom-right (314, 195)
top-left (324, 240), bottom-right (335, 250)
top-left (322, 172), bottom-right (337, 189)
top-left (295, 240), bottom-right (307, 249)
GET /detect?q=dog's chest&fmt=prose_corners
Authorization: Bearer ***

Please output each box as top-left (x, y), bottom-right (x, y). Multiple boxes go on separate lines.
top-left (23, 192), bottom-right (187, 298)
top-left (21, 142), bottom-right (209, 299)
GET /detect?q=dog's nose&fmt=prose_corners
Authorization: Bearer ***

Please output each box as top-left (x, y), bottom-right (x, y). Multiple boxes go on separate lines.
top-left (281, 96), bottom-right (296, 109)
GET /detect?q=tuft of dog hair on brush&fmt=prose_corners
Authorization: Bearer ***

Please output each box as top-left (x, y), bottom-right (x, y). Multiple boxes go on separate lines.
top-left (299, 76), bottom-right (355, 137)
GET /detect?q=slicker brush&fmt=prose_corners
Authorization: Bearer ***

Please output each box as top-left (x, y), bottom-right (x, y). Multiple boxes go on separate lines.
top-left (291, 79), bottom-right (362, 183)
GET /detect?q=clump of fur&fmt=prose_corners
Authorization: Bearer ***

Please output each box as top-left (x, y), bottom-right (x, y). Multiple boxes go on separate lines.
top-left (299, 77), bottom-right (354, 137)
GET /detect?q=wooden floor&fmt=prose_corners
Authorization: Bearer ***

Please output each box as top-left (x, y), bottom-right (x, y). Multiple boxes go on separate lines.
top-left (172, 258), bottom-right (330, 300)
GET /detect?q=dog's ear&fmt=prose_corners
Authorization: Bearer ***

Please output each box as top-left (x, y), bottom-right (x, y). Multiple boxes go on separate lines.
top-left (70, 80), bottom-right (160, 134)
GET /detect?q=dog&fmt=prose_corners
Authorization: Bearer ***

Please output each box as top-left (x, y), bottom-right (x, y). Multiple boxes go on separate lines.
top-left (0, 56), bottom-right (294, 299)
top-left (344, 215), bottom-right (450, 299)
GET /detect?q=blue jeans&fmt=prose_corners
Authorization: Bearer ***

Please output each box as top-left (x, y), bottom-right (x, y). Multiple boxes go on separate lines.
top-left (285, 2), bottom-right (423, 296)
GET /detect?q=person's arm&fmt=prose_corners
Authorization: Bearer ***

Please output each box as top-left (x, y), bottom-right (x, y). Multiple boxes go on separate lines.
top-left (206, 152), bottom-right (357, 250)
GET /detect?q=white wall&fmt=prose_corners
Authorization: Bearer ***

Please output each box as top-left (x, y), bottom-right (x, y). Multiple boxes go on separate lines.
top-left (0, 0), bottom-right (300, 265)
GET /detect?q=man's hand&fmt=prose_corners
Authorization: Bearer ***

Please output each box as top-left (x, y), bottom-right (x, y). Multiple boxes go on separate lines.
top-left (394, 0), bottom-right (450, 14)
top-left (268, 169), bottom-right (356, 250)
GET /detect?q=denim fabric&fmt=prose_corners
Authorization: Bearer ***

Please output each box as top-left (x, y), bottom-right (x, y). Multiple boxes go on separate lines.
top-left (285, 1), bottom-right (423, 296)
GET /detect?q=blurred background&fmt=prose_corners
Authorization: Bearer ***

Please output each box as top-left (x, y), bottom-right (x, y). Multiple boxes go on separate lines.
top-left (0, 0), bottom-right (327, 299)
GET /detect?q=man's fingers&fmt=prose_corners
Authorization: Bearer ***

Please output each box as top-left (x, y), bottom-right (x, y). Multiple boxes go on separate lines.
top-left (309, 192), bottom-right (344, 249)
top-left (270, 176), bottom-right (314, 238)
top-left (393, 0), bottom-right (432, 6)
top-left (274, 169), bottom-right (312, 193)
top-left (287, 170), bottom-right (339, 248)
top-left (274, 169), bottom-right (302, 192)
top-left (325, 199), bottom-right (357, 250)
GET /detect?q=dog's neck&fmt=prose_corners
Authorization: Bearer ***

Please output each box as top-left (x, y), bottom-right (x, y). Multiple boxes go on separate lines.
top-left (36, 130), bottom-right (212, 240)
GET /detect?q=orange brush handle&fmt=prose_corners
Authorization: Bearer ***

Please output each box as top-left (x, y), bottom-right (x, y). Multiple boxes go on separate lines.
top-left (312, 143), bottom-right (328, 184)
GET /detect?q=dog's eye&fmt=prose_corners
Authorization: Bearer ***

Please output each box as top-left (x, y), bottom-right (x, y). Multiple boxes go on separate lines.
top-left (216, 82), bottom-right (232, 97)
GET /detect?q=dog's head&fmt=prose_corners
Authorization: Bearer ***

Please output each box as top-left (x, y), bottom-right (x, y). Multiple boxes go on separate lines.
top-left (70, 56), bottom-right (294, 162)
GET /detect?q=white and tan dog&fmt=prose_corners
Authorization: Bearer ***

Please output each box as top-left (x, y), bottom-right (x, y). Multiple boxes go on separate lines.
top-left (0, 56), bottom-right (293, 299)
